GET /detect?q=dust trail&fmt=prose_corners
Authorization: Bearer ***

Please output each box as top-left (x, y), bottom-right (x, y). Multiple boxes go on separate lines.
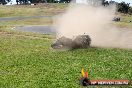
top-left (53, 4), bottom-right (132, 49)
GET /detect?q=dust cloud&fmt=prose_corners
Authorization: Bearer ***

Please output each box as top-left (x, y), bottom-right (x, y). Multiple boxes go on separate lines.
top-left (53, 4), bottom-right (132, 49)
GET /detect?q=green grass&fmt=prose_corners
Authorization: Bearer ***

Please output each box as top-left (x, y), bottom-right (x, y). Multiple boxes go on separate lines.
top-left (0, 18), bottom-right (53, 26)
top-left (0, 29), bottom-right (132, 88)
top-left (0, 3), bottom-right (68, 17)
top-left (0, 4), bottom-right (65, 26)
top-left (114, 14), bottom-right (132, 28)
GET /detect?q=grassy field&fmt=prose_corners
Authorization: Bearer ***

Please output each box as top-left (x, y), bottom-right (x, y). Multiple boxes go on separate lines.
top-left (0, 3), bottom-right (67, 17)
top-left (0, 28), bottom-right (132, 88)
top-left (0, 18), bottom-right (53, 26)
top-left (0, 4), bottom-right (132, 27)
top-left (114, 14), bottom-right (132, 28)
top-left (0, 4), bottom-right (132, 88)
top-left (0, 3), bottom-right (66, 26)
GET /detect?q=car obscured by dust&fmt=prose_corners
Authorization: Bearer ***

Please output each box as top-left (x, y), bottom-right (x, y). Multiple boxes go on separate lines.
top-left (51, 34), bottom-right (91, 49)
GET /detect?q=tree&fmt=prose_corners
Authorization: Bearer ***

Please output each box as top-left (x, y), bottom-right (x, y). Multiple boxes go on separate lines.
top-left (102, 0), bottom-right (105, 5)
top-left (16, 0), bottom-right (47, 4)
top-left (29, 0), bottom-right (47, 3)
top-left (128, 7), bottom-right (132, 15)
top-left (102, 0), bottom-right (109, 6)
top-left (117, 2), bottom-right (130, 14)
top-left (0, 0), bottom-right (11, 5)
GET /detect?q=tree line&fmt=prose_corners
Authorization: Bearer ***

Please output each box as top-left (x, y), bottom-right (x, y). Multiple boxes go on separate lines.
top-left (117, 2), bottom-right (132, 14)
top-left (0, 0), bottom-right (71, 4)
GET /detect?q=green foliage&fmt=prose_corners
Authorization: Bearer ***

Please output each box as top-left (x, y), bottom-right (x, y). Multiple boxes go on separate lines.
top-left (117, 2), bottom-right (130, 14)
top-left (128, 7), bottom-right (132, 15)
top-left (0, 0), bottom-right (11, 5)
